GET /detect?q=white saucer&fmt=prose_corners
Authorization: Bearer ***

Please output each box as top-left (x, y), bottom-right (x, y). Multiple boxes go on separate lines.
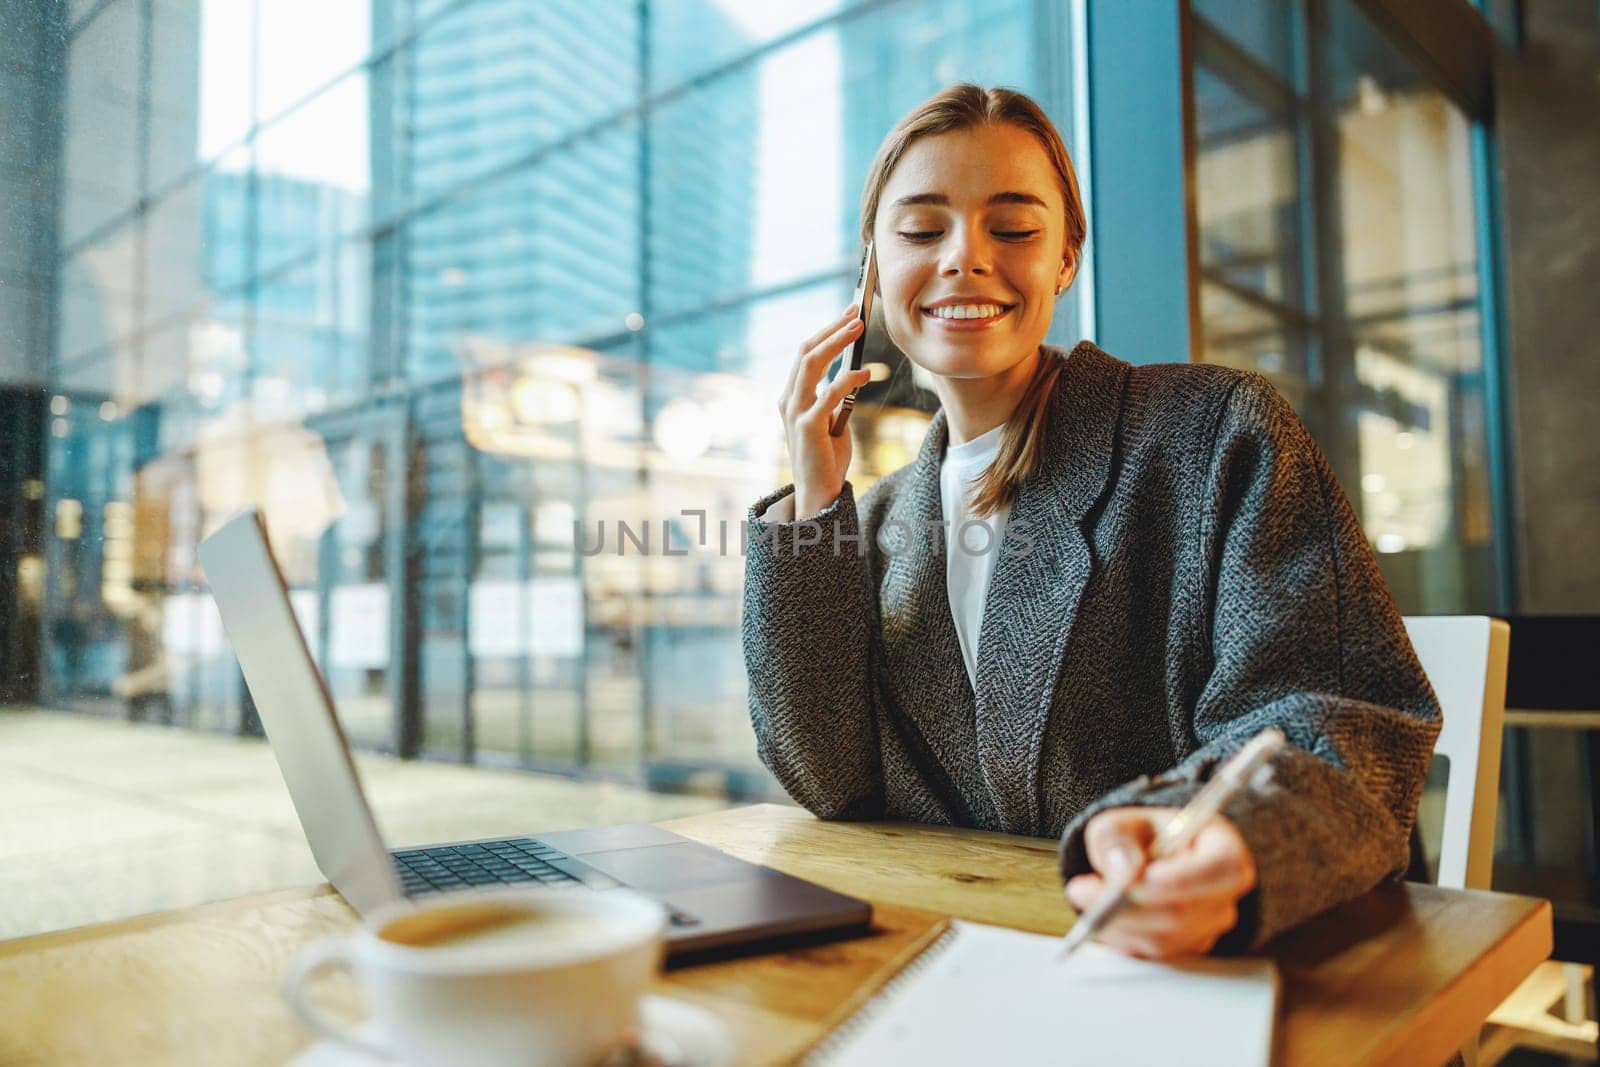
top-left (631, 995), bottom-right (736, 1067)
top-left (289, 995), bottom-right (734, 1067)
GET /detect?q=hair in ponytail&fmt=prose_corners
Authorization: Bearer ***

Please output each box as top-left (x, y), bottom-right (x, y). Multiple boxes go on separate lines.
top-left (859, 83), bottom-right (1086, 518)
top-left (967, 349), bottom-right (1065, 517)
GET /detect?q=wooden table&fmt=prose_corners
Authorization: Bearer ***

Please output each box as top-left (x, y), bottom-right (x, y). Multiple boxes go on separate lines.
top-left (0, 803), bottom-right (1552, 1066)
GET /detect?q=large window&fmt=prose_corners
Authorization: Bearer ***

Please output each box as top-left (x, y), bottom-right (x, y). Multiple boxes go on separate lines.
top-left (17, 0), bottom-right (1083, 794)
top-left (1190, 0), bottom-right (1498, 612)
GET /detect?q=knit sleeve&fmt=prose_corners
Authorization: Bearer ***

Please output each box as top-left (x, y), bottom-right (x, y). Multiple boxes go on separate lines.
top-left (1057, 373), bottom-right (1441, 951)
top-left (742, 481), bottom-right (885, 820)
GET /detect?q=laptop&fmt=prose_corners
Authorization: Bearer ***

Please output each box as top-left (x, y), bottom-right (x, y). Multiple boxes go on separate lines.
top-left (197, 508), bottom-right (872, 958)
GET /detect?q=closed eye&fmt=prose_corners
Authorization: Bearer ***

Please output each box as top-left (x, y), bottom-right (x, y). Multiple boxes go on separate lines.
top-left (896, 230), bottom-right (1041, 242)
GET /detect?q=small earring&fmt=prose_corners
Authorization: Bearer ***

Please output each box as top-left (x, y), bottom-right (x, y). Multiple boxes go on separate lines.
top-left (1053, 284), bottom-right (1063, 296)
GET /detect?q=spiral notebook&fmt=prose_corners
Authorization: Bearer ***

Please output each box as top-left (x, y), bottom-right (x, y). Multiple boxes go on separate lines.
top-left (803, 919), bottom-right (1278, 1066)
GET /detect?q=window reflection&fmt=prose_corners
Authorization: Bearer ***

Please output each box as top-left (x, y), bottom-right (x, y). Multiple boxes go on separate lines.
top-left (650, 1), bottom-right (841, 90)
top-left (254, 73), bottom-right (372, 273)
top-left (323, 437), bottom-right (394, 750)
top-left (143, 176), bottom-right (208, 333)
top-left (58, 227), bottom-right (141, 372)
top-left (61, 0), bottom-right (142, 245)
top-left (404, 122), bottom-right (642, 390)
top-left (398, 1), bottom-right (641, 209)
top-left (35, 0), bottom-right (1069, 795)
top-left (1191, 0), bottom-right (1494, 612)
top-left (254, 240), bottom-right (373, 416)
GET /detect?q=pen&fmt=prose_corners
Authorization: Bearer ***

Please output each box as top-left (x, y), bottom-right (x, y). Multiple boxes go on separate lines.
top-left (1055, 727), bottom-right (1286, 962)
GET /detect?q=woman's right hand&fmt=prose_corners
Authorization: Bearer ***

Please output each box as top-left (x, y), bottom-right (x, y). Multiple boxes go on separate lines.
top-left (778, 304), bottom-right (873, 519)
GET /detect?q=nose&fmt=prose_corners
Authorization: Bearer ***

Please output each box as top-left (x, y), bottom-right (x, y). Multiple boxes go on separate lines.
top-left (938, 222), bottom-right (992, 277)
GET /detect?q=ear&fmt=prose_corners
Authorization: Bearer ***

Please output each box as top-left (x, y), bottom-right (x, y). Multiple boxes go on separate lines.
top-left (1057, 254), bottom-right (1078, 294)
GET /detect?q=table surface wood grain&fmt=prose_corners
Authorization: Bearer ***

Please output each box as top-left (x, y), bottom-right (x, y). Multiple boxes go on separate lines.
top-left (0, 803), bottom-right (1552, 1066)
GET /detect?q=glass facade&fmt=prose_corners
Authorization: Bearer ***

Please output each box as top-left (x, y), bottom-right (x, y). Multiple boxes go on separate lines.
top-left (10, 0), bottom-right (1083, 793)
top-left (1, 0), bottom-right (1510, 797)
top-left (1190, 0), bottom-right (1498, 613)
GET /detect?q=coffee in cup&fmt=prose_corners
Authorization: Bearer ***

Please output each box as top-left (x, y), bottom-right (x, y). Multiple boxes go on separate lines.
top-left (283, 887), bottom-right (668, 1066)
top-left (377, 897), bottom-right (613, 955)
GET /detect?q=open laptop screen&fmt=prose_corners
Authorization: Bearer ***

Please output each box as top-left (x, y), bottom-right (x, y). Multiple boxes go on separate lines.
top-left (197, 508), bottom-right (403, 913)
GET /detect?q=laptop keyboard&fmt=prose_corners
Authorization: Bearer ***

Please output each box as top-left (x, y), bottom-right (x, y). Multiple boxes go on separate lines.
top-left (391, 837), bottom-right (701, 928)
top-left (392, 838), bottom-right (582, 895)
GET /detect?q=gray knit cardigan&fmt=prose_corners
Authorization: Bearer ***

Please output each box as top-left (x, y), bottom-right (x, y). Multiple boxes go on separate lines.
top-left (741, 341), bottom-right (1442, 951)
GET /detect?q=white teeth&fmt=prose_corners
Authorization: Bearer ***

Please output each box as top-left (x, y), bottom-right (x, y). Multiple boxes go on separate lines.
top-left (926, 303), bottom-right (1005, 320)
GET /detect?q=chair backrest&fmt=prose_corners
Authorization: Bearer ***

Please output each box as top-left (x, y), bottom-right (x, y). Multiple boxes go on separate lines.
top-left (1402, 616), bottom-right (1511, 891)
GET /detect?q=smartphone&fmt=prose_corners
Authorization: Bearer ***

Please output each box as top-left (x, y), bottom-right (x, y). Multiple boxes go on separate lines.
top-left (829, 239), bottom-right (877, 437)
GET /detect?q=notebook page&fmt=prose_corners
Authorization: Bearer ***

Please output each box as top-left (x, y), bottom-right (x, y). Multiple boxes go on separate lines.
top-left (813, 920), bottom-right (1277, 1067)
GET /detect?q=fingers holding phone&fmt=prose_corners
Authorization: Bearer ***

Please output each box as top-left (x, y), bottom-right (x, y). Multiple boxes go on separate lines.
top-left (780, 307), bottom-right (870, 519)
top-left (779, 246), bottom-right (877, 519)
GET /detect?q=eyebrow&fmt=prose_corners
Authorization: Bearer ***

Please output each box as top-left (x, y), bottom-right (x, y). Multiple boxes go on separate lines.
top-left (889, 191), bottom-right (1049, 209)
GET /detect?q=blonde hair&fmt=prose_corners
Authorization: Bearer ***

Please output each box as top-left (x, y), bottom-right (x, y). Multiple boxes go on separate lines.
top-left (859, 83), bottom-right (1086, 517)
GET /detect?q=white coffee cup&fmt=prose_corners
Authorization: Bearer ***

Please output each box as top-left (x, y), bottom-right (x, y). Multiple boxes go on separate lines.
top-left (282, 887), bottom-right (668, 1066)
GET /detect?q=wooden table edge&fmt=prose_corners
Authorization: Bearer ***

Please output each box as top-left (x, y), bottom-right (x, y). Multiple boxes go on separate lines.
top-left (0, 883), bottom-right (338, 960)
top-left (0, 805), bottom-right (1559, 1067)
top-left (1369, 895), bottom-right (1554, 1067)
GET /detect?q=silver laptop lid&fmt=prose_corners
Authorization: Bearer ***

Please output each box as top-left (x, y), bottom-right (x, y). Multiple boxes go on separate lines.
top-left (197, 508), bottom-right (402, 914)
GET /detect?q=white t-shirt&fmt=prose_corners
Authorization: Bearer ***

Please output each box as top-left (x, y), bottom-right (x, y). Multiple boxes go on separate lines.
top-left (940, 423), bottom-right (1010, 691)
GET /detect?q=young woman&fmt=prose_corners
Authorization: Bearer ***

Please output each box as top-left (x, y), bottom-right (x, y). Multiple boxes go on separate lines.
top-left (743, 84), bottom-right (1439, 959)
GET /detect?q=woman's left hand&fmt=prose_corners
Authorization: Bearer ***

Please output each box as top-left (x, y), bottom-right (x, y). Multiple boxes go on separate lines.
top-left (1063, 806), bottom-right (1256, 960)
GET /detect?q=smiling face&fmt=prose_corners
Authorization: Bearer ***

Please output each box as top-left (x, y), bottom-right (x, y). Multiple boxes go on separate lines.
top-left (872, 122), bottom-right (1076, 381)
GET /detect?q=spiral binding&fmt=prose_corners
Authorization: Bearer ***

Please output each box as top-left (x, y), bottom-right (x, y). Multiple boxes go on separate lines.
top-left (799, 922), bottom-right (965, 1065)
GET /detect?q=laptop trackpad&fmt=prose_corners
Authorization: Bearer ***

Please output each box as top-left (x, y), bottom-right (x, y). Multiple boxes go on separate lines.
top-left (576, 843), bottom-right (771, 891)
